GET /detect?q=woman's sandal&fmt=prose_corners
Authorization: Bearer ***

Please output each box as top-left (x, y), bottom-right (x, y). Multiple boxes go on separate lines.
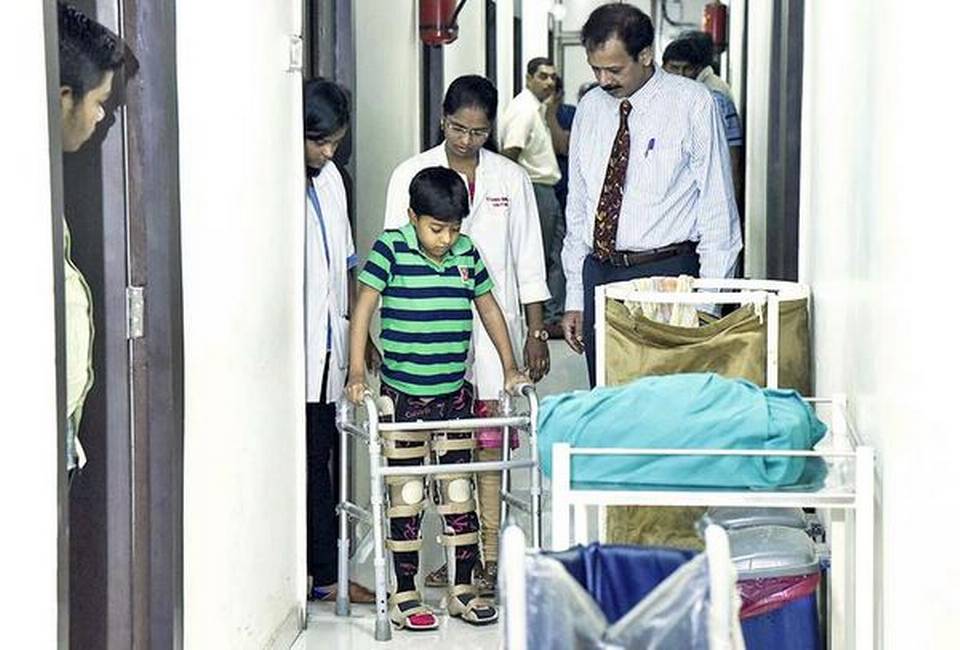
top-left (388, 591), bottom-right (439, 631)
top-left (445, 584), bottom-right (499, 626)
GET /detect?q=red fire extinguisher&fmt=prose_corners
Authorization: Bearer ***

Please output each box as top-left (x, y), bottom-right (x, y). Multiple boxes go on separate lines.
top-left (419, 0), bottom-right (468, 47)
top-left (702, 0), bottom-right (729, 54)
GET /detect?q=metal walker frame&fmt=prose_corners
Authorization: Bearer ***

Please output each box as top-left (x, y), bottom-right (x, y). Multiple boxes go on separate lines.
top-left (334, 385), bottom-right (542, 642)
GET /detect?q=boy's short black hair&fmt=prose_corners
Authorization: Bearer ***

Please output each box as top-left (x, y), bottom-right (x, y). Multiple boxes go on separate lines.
top-left (409, 167), bottom-right (469, 224)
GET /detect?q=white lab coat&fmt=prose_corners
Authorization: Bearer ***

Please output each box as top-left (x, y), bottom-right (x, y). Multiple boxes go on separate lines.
top-left (306, 163), bottom-right (356, 404)
top-left (383, 144), bottom-right (550, 400)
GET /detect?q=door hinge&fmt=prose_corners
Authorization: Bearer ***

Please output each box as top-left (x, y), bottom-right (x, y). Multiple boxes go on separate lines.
top-left (126, 286), bottom-right (145, 339)
top-left (287, 35), bottom-right (304, 73)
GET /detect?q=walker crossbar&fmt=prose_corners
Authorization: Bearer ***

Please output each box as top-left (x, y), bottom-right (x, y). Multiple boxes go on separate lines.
top-left (334, 384), bottom-right (543, 642)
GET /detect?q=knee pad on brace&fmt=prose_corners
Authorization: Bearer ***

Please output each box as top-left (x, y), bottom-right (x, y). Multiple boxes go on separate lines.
top-left (386, 475), bottom-right (426, 519)
top-left (433, 471), bottom-right (477, 516)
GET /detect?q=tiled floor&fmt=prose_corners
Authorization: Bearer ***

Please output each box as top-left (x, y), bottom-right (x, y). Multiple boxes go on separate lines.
top-left (292, 599), bottom-right (500, 650)
top-left (292, 341), bottom-right (588, 649)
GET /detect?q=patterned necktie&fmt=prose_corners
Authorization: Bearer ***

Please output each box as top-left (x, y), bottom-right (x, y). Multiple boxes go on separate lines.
top-left (592, 99), bottom-right (633, 261)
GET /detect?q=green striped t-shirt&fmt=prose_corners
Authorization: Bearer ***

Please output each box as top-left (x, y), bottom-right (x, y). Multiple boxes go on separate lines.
top-left (358, 224), bottom-right (493, 396)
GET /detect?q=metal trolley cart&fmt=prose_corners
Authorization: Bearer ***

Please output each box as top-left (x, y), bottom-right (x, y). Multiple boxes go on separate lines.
top-left (334, 385), bottom-right (543, 641)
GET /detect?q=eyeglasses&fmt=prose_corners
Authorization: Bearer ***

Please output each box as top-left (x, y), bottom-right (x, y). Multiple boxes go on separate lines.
top-left (444, 120), bottom-right (491, 140)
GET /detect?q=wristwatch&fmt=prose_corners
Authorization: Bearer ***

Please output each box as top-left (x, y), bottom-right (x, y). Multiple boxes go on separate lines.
top-left (528, 328), bottom-right (549, 342)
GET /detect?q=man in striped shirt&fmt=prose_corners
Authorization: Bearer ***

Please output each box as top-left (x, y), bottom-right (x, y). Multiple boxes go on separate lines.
top-left (347, 166), bottom-right (525, 630)
top-left (561, 4), bottom-right (742, 386)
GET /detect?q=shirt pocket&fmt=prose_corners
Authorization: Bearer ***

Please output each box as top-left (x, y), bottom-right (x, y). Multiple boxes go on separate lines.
top-left (630, 134), bottom-right (685, 199)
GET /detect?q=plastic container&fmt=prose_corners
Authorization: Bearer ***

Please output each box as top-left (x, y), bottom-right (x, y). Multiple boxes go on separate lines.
top-left (698, 507), bottom-right (809, 536)
top-left (729, 525), bottom-right (823, 650)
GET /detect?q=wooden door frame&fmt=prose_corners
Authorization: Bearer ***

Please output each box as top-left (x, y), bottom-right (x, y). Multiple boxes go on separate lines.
top-left (119, 1), bottom-right (185, 647)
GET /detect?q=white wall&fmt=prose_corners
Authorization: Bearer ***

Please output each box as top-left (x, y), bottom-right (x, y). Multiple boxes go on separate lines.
top-left (800, 2), bottom-right (960, 647)
top-left (522, 0), bottom-right (551, 71)
top-left (176, 1), bottom-right (305, 648)
top-left (354, 1), bottom-right (422, 258)
top-left (0, 2), bottom-right (60, 647)
top-left (743, 0), bottom-right (773, 278)
top-left (444, 0), bottom-right (486, 91)
top-left (496, 0), bottom-right (516, 120)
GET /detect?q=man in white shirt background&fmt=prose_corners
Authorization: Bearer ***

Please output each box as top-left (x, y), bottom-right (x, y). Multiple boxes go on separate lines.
top-left (302, 78), bottom-right (377, 603)
top-left (499, 58), bottom-right (566, 334)
top-left (561, 3), bottom-right (742, 386)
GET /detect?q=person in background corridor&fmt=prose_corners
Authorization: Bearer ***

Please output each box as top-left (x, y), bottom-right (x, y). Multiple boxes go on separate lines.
top-left (58, 1), bottom-right (127, 478)
top-left (662, 35), bottom-right (745, 223)
top-left (302, 78), bottom-right (378, 604)
top-left (383, 75), bottom-right (550, 594)
top-left (500, 58), bottom-right (567, 335)
top-left (561, 3), bottom-right (741, 386)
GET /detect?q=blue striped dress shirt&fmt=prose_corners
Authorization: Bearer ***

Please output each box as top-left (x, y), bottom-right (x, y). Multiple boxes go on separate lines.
top-left (561, 66), bottom-right (742, 311)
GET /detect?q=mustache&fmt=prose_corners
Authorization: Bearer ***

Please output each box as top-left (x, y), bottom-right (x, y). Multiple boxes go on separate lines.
top-left (602, 85), bottom-right (622, 94)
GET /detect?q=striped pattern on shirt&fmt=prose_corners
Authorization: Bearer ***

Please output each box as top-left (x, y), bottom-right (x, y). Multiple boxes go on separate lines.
top-left (562, 66), bottom-right (742, 311)
top-left (358, 224), bottom-right (493, 397)
top-left (711, 90), bottom-right (743, 147)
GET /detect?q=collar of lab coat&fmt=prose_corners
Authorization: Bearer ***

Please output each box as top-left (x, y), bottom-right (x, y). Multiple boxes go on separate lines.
top-left (431, 143), bottom-right (490, 223)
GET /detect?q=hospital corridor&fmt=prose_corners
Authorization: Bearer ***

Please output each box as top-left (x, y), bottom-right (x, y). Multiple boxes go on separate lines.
top-left (3, 1), bottom-right (959, 649)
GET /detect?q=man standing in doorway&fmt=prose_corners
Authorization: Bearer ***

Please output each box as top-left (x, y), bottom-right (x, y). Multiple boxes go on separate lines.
top-left (561, 4), bottom-right (741, 386)
top-left (302, 78), bottom-right (376, 603)
top-left (57, 1), bottom-right (128, 476)
top-left (500, 58), bottom-right (566, 334)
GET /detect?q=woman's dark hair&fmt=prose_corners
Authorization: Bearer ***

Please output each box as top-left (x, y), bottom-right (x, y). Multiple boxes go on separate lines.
top-left (58, 1), bottom-right (124, 98)
top-left (580, 4), bottom-right (654, 60)
top-left (440, 75), bottom-right (498, 152)
top-left (303, 78), bottom-right (350, 139)
top-left (442, 75), bottom-right (498, 122)
top-left (409, 167), bottom-right (469, 223)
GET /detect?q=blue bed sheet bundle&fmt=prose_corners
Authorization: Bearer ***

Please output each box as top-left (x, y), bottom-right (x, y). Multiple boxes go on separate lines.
top-left (537, 373), bottom-right (827, 490)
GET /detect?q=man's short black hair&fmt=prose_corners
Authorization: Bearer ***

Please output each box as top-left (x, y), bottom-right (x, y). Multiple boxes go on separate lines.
top-left (580, 3), bottom-right (654, 60)
top-left (58, 1), bottom-right (124, 98)
top-left (303, 78), bottom-right (350, 139)
top-left (662, 39), bottom-right (703, 67)
top-left (526, 57), bottom-right (554, 76)
top-left (678, 30), bottom-right (716, 68)
top-left (409, 167), bottom-right (469, 224)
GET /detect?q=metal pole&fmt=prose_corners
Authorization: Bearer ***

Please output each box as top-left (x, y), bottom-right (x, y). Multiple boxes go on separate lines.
top-left (335, 400), bottom-right (351, 617)
top-left (499, 391), bottom-right (513, 527)
top-left (364, 395), bottom-right (391, 641)
top-left (523, 385), bottom-right (542, 549)
top-left (550, 443), bottom-right (572, 551)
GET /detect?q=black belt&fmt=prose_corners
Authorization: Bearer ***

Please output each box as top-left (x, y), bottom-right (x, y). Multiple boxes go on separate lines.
top-left (595, 241), bottom-right (698, 268)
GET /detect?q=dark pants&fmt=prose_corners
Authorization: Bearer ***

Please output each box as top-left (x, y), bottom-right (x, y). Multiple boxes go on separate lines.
top-left (381, 383), bottom-right (480, 587)
top-left (583, 252), bottom-right (701, 387)
top-left (307, 364), bottom-right (338, 586)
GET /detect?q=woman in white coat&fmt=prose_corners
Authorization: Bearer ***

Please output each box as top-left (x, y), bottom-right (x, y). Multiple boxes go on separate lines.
top-left (383, 75), bottom-right (550, 592)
